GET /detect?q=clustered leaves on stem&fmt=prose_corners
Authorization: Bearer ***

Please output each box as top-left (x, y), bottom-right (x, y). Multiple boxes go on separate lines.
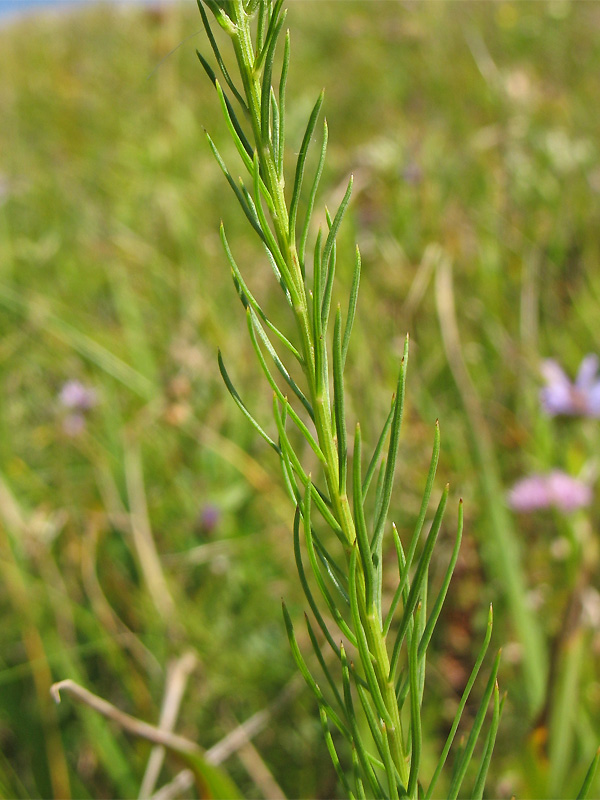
top-left (196, 1), bottom-right (501, 796)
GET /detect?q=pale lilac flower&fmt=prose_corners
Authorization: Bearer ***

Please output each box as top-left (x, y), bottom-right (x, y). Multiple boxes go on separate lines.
top-left (508, 470), bottom-right (592, 513)
top-left (58, 380), bottom-right (97, 436)
top-left (540, 355), bottom-right (600, 417)
top-left (59, 380), bottom-right (97, 411)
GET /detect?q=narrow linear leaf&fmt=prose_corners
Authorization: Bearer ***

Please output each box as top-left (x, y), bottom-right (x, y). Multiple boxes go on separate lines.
top-left (380, 719), bottom-right (401, 800)
top-left (340, 646), bottom-right (385, 799)
top-left (277, 30), bottom-right (290, 178)
top-left (281, 602), bottom-right (349, 738)
top-left (299, 117), bottom-right (328, 268)
top-left (447, 650), bottom-right (502, 800)
top-left (371, 335), bottom-right (409, 555)
top-left (217, 350), bottom-right (278, 452)
top-left (292, 503), bottom-right (341, 658)
top-left (353, 425), bottom-right (375, 613)
top-left (254, 0), bottom-right (285, 75)
top-left (348, 548), bottom-right (394, 729)
top-left (194, 4), bottom-right (248, 111)
top-left (577, 747), bottom-right (600, 800)
top-left (206, 134), bottom-right (265, 240)
top-left (363, 403), bottom-right (393, 498)
top-left (305, 615), bottom-right (345, 713)
top-left (424, 606), bottom-right (494, 800)
top-left (289, 92), bottom-right (324, 243)
top-left (389, 484), bottom-right (449, 681)
top-left (271, 88), bottom-right (280, 169)
top-left (333, 307), bottom-right (347, 492)
top-left (472, 687), bottom-right (504, 800)
top-left (247, 306), bottom-right (315, 422)
top-left (319, 707), bottom-right (356, 800)
top-left (273, 397), bottom-right (343, 538)
top-left (250, 153), bottom-right (295, 296)
top-left (341, 245), bottom-right (361, 369)
top-left (213, 79), bottom-right (255, 175)
top-left (220, 224), bottom-right (301, 362)
top-left (302, 495), bottom-right (358, 647)
top-left (384, 422), bottom-right (441, 636)
top-left (407, 604), bottom-right (422, 798)
top-left (312, 537), bottom-right (350, 605)
top-left (199, 0), bottom-right (236, 36)
top-left (321, 176), bottom-right (354, 332)
top-left (260, 13), bottom-right (286, 144)
top-left (397, 502), bottom-right (463, 708)
top-left (355, 681), bottom-right (385, 762)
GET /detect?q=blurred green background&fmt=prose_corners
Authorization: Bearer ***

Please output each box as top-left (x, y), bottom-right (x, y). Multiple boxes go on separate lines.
top-left (1, 1), bottom-right (599, 797)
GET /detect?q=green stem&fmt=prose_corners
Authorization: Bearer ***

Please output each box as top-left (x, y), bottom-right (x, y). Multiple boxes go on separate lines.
top-left (225, 3), bottom-right (410, 791)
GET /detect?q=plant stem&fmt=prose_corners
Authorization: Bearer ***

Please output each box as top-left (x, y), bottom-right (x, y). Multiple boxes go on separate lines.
top-left (227, 3), bottom-right (410, 790)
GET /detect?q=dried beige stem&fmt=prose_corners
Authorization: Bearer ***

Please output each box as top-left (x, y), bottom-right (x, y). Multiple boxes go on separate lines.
top-left (139, 652), bottom-right (198, 798)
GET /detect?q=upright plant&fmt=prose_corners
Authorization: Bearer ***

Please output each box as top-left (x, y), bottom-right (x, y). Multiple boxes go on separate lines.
top-left (196, 0), bottom-right (501, 796)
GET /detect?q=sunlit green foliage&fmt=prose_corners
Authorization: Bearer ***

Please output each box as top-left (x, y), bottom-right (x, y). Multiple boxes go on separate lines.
top-left (0, 1), bottom-right (599, 798)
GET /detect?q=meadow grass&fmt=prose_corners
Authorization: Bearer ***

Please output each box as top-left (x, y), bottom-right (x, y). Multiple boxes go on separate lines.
top-left (0, 1), bottom-right (599, 797)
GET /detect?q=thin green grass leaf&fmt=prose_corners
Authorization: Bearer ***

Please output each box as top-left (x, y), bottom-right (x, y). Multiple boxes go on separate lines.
top-left (577, 748), bottom-right (600, 800)
top-left (363, 405), bottom-right (393, 498)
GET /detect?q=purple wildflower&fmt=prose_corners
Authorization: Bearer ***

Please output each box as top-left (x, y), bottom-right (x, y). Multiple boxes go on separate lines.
top-left (197, 503), bottom-right (221, 535)
top-left (59, 380), bottom-right (97, 411)
top-left (540, 355), bottom-right (600, 417)
top-left (508, 470), bottom-right (592, 513)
